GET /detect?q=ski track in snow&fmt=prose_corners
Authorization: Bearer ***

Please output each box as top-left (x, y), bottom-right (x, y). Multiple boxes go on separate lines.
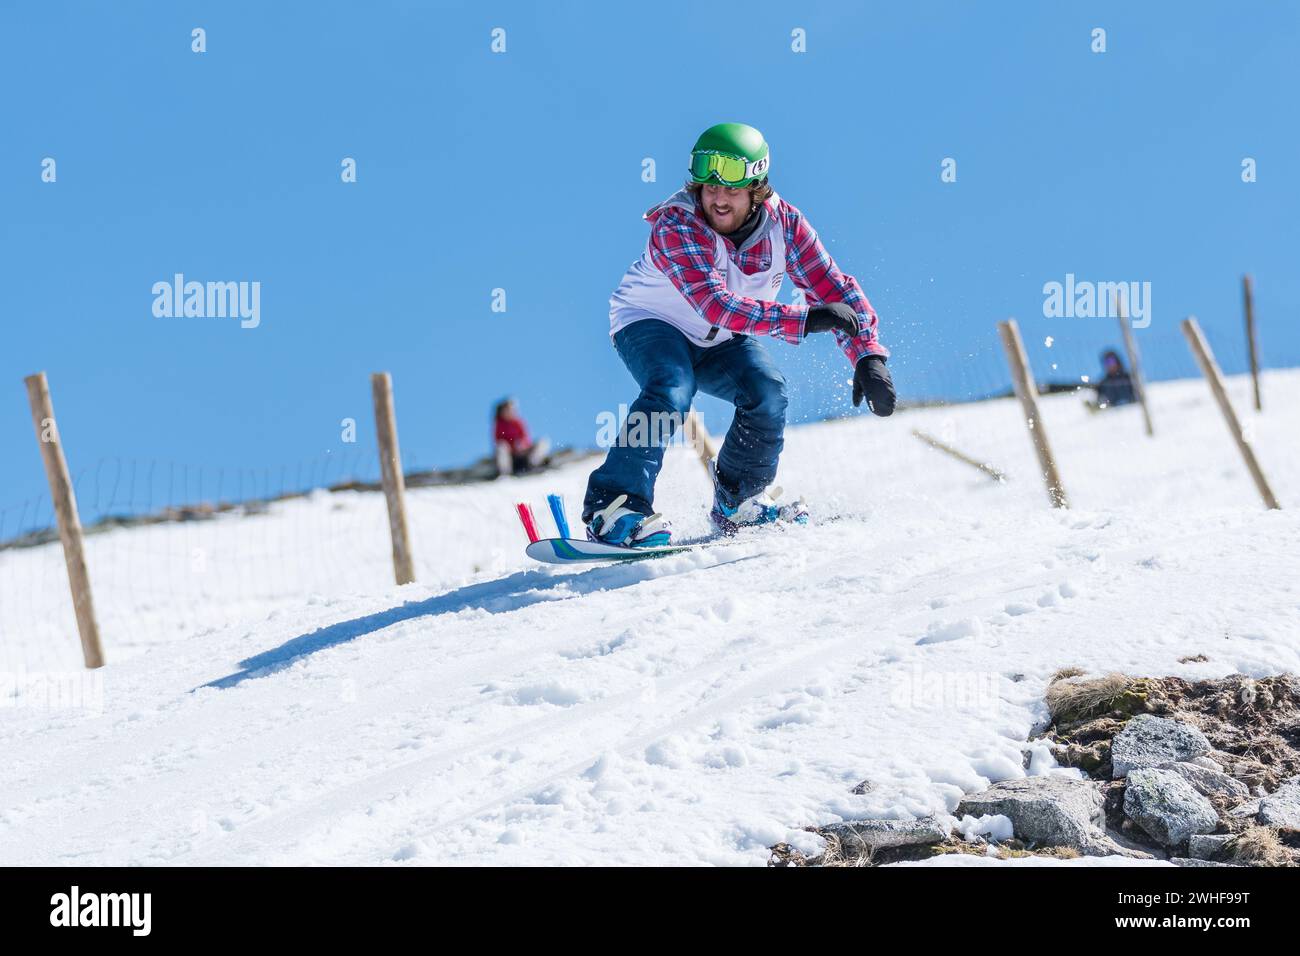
top-left (1, 370), bottom-right (1298, 865)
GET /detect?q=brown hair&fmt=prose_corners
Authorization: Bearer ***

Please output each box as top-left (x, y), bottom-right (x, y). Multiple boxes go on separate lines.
top-left (686, 178), bottom-right (774, 211)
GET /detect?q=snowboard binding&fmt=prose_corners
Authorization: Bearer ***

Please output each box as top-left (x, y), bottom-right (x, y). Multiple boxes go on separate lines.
top-left (708, 460), bottom-right (808, 536)
top-left (586, 494), bottom-right (672, 548)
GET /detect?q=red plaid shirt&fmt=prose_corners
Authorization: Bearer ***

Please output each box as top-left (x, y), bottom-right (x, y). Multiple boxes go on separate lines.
top-left (645, 194), bottom-right (887, 365)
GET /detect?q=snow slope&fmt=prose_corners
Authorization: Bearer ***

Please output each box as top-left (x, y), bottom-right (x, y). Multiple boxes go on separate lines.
top-left (1, 370), bottom-right (1297, 866)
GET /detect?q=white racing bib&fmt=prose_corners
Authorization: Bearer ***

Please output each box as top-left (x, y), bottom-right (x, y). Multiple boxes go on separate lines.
top-left (609, 190), bottom-right (787, 348)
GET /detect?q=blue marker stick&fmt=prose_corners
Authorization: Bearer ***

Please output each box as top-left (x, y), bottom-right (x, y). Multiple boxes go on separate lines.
top-left (546, 493), bottom-right (571, 539)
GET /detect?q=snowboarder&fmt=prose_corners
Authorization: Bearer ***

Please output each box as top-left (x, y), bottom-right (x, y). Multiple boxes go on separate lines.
top-left (494, 398), bottom-right (551, 476)
top-left (583, 122), bottom-right (894, 547)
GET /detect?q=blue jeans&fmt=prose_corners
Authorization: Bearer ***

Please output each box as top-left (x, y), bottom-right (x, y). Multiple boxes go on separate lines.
top-left (583, 320), bottom-right (788, 521)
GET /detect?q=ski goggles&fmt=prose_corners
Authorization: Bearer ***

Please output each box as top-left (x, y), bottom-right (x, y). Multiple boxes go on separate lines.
top-left (689, 150), bottom-right (769, 187)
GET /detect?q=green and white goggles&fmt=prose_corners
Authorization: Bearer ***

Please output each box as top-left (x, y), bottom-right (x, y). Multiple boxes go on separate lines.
top-left (689, 150), bottom-right (770, 187)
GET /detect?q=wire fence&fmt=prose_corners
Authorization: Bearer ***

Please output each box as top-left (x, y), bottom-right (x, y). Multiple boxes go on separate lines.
top-left (787, 312), bottom-right (1284, 426)
top-left (0, 447), bottom-right (398, 674)
top-left (2, 314), bottom-right (1291, 675)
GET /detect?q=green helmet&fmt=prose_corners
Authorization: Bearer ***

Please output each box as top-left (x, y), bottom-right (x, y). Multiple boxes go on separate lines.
top-left (688, 122), bottom-right (770, 188)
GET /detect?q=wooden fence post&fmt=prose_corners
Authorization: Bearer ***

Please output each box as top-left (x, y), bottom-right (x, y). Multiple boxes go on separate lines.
top-left (911, 428), bottom-right (1006, 482)
top-left (23, 372), bottom-right (105, 669)
top-left (1181, 318), bottom-right (1280, 510)
top-left (683, 408), bottom-right (718, 478)
top-left (371, 372), bottom-right (416, 584)
top-left (997, 320), bottom-right (1069, 508)
top-left (1114, 294), bottom-right (1154, 437)
top-left (1243, 274), bottom-right (1262, 412)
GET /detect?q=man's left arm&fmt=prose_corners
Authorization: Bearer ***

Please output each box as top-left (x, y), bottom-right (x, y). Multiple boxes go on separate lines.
top-left (783, 201), bottom-right (896, 415)
top-left (782, 202), bottom-right (887, 364)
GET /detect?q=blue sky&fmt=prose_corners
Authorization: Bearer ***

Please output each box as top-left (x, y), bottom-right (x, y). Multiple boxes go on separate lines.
top-left (2, 0), bottom-right (1297, 523)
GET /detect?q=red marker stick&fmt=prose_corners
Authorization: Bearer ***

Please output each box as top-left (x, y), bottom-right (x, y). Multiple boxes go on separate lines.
top-left (515, 502), bottom-right (541, 543)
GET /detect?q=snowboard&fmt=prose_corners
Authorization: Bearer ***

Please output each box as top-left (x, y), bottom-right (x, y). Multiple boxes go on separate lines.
top-left (515, 491), bottom-right (812, 565)
top-left (517, 493), bottom-right (710, 565)
top-left (525, 536), bottom-right (704, 565)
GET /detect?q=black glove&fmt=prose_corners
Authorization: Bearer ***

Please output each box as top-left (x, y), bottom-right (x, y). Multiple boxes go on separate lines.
top-left (804, 302), bottom-right (860, 337)
top-left (853, 355), bottom-right (895, 416)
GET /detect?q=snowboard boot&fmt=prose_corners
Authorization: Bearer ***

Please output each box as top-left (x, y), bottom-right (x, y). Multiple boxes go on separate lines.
top-left (709, 461), bottom-right (808, 535)
top-left (586, 494), bottom-right (672, 548)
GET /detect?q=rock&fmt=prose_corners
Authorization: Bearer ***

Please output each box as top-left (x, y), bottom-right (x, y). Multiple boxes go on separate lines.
top-left (1171, 857), bottom-right (1238, 867)
top-left (1111, 715), bottom-right (1211, 778)
top-left (821, 817), bottom-right (949, 855)
top-left (1124, 767), bottom-right (1220, 848)
top-left (1206, 750), bottom-right (1274, 789)
top-left (1099, 824), bottom-right (1161, 859)
top-left (1250, 802), bottom-right (1288, 827)
top-left (1227, 799), bottom-right (1262, 819)
top-left (1186, 755), bottom-right (1224, 772)
top-left (1188, 833), bottom-right (1234, 861)
top-left (1162, 761), bottom-right (1250, 801)
top-left (1257, 776), bottom-right (1300, 829)
top-left (957, 776), bottom-right (1149, 858)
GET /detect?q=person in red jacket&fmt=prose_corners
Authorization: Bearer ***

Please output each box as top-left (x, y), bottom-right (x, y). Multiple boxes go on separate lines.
top-left (494, 398), bottom-right (551, 476)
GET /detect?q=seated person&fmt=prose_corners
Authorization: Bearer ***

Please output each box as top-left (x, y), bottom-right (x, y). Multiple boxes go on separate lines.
top-left (1089, 349), bottom-right (1137, 409)
top-left (493, 398), bottom-right (551, 476)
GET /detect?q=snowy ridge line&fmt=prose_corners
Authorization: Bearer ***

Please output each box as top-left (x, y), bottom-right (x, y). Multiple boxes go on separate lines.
top-left (170, 522), bottom-right (1179, 866)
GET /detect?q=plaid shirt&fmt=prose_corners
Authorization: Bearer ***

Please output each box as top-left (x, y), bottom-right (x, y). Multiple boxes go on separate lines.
top-left (646, 194), bottom-right (887, 365)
